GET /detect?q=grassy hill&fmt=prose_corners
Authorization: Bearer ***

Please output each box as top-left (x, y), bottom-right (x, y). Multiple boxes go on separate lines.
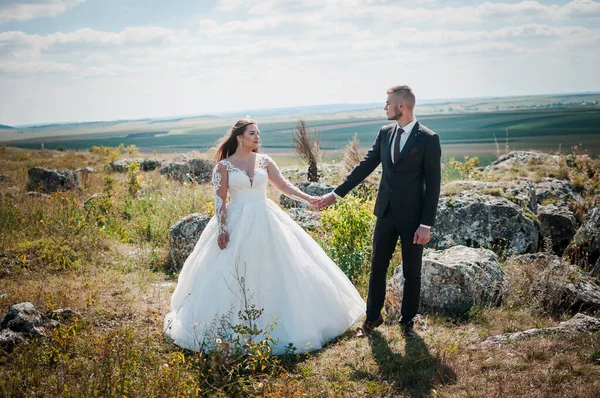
top-left (0, 146), bottom-right (599, 397)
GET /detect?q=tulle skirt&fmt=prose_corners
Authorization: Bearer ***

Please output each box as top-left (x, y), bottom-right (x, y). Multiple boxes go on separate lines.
top-left (164, 198), bottom-right (365, 354)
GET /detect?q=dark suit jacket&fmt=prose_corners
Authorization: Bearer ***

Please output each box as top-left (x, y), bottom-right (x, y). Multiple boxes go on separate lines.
top-left (334, 121), bottom-right (441, 227)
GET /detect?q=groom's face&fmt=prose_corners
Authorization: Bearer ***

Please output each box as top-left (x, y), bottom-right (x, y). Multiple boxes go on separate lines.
top-left (384, 93), bottom-right (402, 121)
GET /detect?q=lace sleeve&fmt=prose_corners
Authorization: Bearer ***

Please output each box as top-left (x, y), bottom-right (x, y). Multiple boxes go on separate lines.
top-left (264, 155), bottom-right (313, 203)
top-left (212, 162), bottom-right (228, 235)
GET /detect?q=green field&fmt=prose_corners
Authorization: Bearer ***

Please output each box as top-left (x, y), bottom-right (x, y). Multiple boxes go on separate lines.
top-left (2, 96), bottom-right (599, 166)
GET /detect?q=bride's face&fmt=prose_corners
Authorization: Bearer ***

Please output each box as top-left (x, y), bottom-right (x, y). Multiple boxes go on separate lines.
top-left (239, 124), bottom-right (261, 150)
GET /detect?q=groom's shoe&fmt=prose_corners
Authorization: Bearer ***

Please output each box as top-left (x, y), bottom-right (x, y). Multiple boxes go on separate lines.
top-left (400, 323), bottom-right (418, 339)
top-left (358, 314), bottom-right (384, 337)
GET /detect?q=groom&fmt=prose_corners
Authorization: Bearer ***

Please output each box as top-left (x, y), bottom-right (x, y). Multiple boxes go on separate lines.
top-left (319, 85), bottom-right (441, 338)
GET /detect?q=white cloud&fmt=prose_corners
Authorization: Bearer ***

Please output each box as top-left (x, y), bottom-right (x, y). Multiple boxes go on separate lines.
top-left (80, 64), bottom-right (137, 78)
top-left (0, 60), bottom-right (76, 75)
top-left (0, 0), bottom-right (85, 24)
top-left (214, 0), bottom-right (600, 24)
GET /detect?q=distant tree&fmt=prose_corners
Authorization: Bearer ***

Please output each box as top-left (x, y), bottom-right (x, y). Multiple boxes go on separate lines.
top-left (291, 119), bottom-right (321, 182)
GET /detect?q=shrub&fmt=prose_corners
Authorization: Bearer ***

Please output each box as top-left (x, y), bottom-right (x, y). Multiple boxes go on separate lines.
top-left (319, 195), bottom-right (375, 283)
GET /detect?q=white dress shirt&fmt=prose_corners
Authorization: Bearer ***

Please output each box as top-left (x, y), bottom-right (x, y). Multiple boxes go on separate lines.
top-left (390, 118), bottom-right (417, 164)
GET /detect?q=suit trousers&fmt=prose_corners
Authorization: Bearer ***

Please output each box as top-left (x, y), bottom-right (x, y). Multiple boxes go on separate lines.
top-left (366, 204), bottom-right (423, 326)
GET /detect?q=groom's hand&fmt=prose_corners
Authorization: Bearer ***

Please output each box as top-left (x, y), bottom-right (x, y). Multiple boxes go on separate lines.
top-left (318, 193), bottom-right (336, 210)
top-left (413, 226), bottom-right (431, 245)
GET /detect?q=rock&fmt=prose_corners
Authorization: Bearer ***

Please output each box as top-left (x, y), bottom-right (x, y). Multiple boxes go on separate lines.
top-left (535, 178), bottom-right (583, 205)
top-left (430, 193), bottom-right (539, 255)
top-left (141, 159), bottom-right (161, 171)
top-left (385, 246), bottom-right (510, 318)
top-left (483, 313), bottom-right (600, 345)
top-left (510, 253), bottom-right (600, 315)
top-left (48, 308), bottom-right (81, 322)
top-left (188, 158), bottom-right (213, 183)
top-left (538, 204), bottom-right (577, 255)
top-left (168, 213), bottom-right (211, 272)
top-left (0, 302), bottom-right (58, 338)
top-left (28, 167), bottom-right (80, 193)
top-left (484, 151), bottom-right (562, 171)
top-left (565, 196), bottom-right (600, 272)
top-left (108, 159), bottom-right (132, 173)
top-left (75, 167), bottom-right (96, 185)
top-left (0, 328), bottom-right (25, 352)
top-left (443, 179), bottom-right (537, 213)
top-left (279, 182), bottom-right (335, 208)
top-left (0, 174), bottom-right (11, 183)
top-left (287, 208), bottom-right (322, 230)
top-left (160, 162), bottom-right (192, 182)
top-left (27, 191), bottom-right (49, 198)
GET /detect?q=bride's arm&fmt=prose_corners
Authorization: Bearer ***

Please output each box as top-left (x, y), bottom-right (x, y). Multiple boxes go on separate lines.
top-left (212, 162), bottom-right (229, 249)
top-left (265, 156), bottom-right (317, 204)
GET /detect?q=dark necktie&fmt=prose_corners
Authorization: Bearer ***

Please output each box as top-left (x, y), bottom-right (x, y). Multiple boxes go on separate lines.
top-left (393, 127), bottom-right (404, 164)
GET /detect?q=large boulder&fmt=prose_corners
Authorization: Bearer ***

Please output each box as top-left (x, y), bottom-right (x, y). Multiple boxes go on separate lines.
top-left (535, 178), bottom-right (583, 205)
top-left (385, 246), bottom-right (510, 318)
top-left (141, 158), bottom-right (161, 171)
top-left (442, 179), bottom-right (537, 213)
top-left (0, 302), bottom-right (59, 352)
top-left (279, 182), bottom-right (334, 208)
top-left (160, 162), bottom-right (191, 182)
top-left (430, 193), bottom-right (539, 255)
top-left (286, 208), bottom-right (322, 230)
top-left (28, 167), bottom-right (79, 193)
top-left (160, 158), bottom-right (213, 183)
top-left (188, 158), bottom-right (213, 182)
top-left (565, 196), bottom-right (600, 272)
top-left (168, 213), bottom-right (211, 273)
top-left (537, 204), bottom-right (577, 256)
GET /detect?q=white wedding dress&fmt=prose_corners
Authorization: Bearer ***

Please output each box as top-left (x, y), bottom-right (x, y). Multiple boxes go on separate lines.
top-left (164, 153), bottom-right (365, 354)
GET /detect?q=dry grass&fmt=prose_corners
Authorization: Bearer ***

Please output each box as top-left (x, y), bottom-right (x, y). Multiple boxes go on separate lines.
top-left (1, 146), bottom-right (599, 397)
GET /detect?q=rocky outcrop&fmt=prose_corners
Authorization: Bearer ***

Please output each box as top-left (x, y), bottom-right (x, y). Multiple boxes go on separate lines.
top-left (535, 178), bottom-right (583, 205)
top-left (287, 208), bottom-right (322, 230)
top-left (538, 204), bottom-right (577, 255)
top-left (484, 151), bottom-right (562, 171)
top-left (279, 182), bottom-right (334, 208)
top-left (168, 213), bottom-right (211, 273)
top-left (565, 196), bottom-right (600, 272)
top-left (385, 246), bottom-right (510, 318)
top-left (27, 167), bottom-right (79, 193)
top-left (108, 158), bottom-right (162, 172)
top-left (483, 313), bottom-right (600, 345)
top-left (430, 193), bottom-right (538, 255)
top-left (160, 159), bottom-right (213, 183)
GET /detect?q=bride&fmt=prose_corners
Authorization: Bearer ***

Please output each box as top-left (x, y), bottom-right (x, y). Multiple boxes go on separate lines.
top-left (164, 119), bottom-right (365, 354)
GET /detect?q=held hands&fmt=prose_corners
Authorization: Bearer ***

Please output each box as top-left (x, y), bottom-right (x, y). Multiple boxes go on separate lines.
top-left (317, 192), bottom-right (336, 210)
top-left (413, 226), bottom-right (431, 245)
top-left (217, 230), bottom-right (229, 250)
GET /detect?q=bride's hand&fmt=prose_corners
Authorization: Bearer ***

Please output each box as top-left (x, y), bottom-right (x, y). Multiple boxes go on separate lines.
top-left (308, 196), bottom-right (321, 208)
top-left (217, 231), bottom-right (229, 250)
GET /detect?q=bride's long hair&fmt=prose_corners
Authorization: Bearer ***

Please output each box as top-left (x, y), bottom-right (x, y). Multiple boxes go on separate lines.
top-left (213, 119), bottom-right (259, 163)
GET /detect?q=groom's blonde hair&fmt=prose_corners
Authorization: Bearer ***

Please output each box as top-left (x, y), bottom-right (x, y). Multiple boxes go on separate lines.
top-left (387, 85), bottom-right (416, 110)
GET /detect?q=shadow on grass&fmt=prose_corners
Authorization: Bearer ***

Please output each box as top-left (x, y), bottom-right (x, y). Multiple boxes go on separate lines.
top-left (351, 330), bottom-right (457, 397)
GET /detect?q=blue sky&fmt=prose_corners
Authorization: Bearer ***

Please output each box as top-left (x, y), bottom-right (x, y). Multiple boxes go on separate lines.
top-left (1, 0), bottom-right (599, 125)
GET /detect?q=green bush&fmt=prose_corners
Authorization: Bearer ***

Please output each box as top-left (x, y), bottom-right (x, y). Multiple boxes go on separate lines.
top-left (319, 195), bottom-right (375, 283)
